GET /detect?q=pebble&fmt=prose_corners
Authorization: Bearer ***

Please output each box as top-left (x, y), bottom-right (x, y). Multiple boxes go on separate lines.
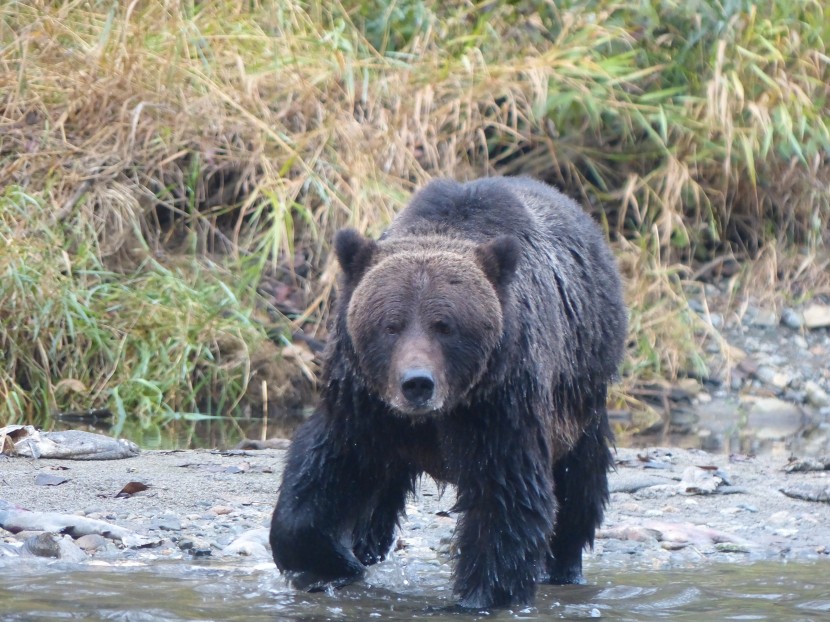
top-left (149, 515), bottom-right (182, 532)
top-left (221, 528), bottom-right (270, 558)
top-left (714, 542), bottom-right (751, 553)
top-left (178, 536), bottom-right (213, 556)
top-left (805, 381), bottom-right (830, 408)
top-left (793, 334), bottom-right (809, 349)
top-left (750, 308), bottom-right (778, 328)
top-left (755, 366), bottom-right (790, 388)
top-left (76, 534), bottom-right (109, 552)
top-left (773, 528), bottom-right (799, 538)
top-left (781, 308), bottom-right (804, 330)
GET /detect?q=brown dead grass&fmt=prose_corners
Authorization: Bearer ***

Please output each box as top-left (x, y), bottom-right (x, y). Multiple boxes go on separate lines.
top-left (1, 0), bottom-right (828, 428)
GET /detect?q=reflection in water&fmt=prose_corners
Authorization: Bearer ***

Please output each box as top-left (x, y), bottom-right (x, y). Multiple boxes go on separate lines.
top-left (0, 559), bottom-right (828, 621)
top-left (53, 394), bottom-right (830, 458)
top-left (53, 414), bottom-right (308, 451)
top-left (622, 394), bottom-right (830, 459)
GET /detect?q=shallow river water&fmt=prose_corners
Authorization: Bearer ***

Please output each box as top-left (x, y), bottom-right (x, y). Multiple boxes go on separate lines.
top-left (1, 558), bottom-right (828, 621)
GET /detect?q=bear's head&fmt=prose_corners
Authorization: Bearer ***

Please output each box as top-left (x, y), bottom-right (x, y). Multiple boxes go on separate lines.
top-left (334, 228), bottom-right (520, 416)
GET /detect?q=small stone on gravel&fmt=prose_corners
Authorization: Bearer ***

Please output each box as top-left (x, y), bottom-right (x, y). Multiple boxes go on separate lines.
top-left (149, 515), bottom-right (182, 531)
top-left (782, 308), bottom-right (804, 330)
top-left (76, 533), bottom-right (109, 552)
top-left (804, 381), bottom-right (830, 408)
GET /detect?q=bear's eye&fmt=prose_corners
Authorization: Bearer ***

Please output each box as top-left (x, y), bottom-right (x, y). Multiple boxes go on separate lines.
top-left (432, 320), bottom-right (454, 336)
top-left (384, 322), bottom-right (402, 335)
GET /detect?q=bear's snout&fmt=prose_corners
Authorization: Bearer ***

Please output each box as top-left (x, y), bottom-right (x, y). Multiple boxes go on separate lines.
top-left (400, 368), bottom-right (435, 406)
top-left (388, 331), bottom-right (446, 415)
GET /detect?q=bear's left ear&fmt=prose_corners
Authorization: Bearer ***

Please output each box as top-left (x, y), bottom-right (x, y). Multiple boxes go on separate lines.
top-left (334, 228), bottom-right (378, 285)
top-left (475, 235), bottom-right (521, 290)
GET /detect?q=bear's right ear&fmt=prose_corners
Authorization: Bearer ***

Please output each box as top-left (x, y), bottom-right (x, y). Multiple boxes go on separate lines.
top-left (334, 228), bottom-right (378, 285)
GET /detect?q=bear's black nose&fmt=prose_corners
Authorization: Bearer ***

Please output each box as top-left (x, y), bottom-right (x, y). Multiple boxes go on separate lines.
top-left (401, 369), bottom-right (435, 405)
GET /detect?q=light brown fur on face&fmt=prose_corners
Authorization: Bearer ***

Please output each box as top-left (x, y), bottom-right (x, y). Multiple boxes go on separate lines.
top-left (386, 326), bottom-right (447, 414)
top-left (346, 246), bottom-right (503, 416)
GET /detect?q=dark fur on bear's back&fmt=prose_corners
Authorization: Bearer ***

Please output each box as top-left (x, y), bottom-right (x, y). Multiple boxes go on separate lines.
top-left (270, 177), bottom-right (627, 609)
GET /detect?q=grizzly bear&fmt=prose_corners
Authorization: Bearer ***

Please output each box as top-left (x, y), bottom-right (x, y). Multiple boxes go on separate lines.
top-left (270, 177), bottom-right (627, 609)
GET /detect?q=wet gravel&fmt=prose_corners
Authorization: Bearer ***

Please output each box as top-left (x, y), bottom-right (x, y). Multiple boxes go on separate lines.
top-left (2, 444), bottom-right (829, 578)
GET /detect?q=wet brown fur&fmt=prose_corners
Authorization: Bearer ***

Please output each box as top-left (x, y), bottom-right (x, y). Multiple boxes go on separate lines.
top-left (271, 177), bottom-right (627, 608)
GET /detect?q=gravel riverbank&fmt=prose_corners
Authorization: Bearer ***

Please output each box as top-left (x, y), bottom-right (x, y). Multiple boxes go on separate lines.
top-left (2, 445), bottom-right (829, 577)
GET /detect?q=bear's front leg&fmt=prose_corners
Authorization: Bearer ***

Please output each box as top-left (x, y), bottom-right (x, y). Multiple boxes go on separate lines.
top-left (352, 468), bottom-right (415, 566)
top-left (270, 519), bottom-right (365, 591)
top-left (450, 424), bottom-right (556, 609)
top-left (270, 414), bottom-right (367, 591)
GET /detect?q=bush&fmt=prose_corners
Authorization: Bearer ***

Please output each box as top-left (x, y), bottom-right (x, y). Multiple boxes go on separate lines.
top-left (1, 0), bottom-right (827, 428)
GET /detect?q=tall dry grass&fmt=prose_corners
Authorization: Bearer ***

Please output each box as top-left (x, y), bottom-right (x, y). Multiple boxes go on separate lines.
top-left (1, 0), bottom-right (828, 431)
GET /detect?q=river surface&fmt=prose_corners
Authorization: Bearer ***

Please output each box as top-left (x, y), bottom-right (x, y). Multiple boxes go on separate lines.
top-left (1, 558), bottom-right (828, 621)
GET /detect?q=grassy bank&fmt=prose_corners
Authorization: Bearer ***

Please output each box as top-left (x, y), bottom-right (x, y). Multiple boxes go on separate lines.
top-left (1, 0), bottom-right (828, 432)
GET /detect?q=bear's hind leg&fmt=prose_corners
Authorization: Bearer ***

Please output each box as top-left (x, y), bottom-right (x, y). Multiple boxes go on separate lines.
top-left (544, 410), bottom-right (613, 585)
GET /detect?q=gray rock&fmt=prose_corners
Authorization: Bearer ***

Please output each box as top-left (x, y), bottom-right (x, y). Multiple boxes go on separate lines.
top-left (178, 536), bottom-right (213, 556)
top-left (805, 381), bottom-right (830, 408)
top-left (755, 366), bottom-right (790, 389)
top-left (782, 308), bottom-right (804, 330)
top-left (22, 533), bottom-right (87, 562)
top-left (783, 389), bottom-right (806, 404)
top-left (149, 515), bottom-right (182, 532)
top-left (76, 533), bottom-right (109, 552)
top-left (750, 308), bottom-right (778, 328)
top-left (804, 304), bottom-right (830, 329)
top-left (220, 528), bottom-right (270, 558)
top-left (760, 352), bottom-right (788, 366)
top-left (57, 536), bottom-right (90, 562)
top-left (21, 533), bottom-right (61, 558)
